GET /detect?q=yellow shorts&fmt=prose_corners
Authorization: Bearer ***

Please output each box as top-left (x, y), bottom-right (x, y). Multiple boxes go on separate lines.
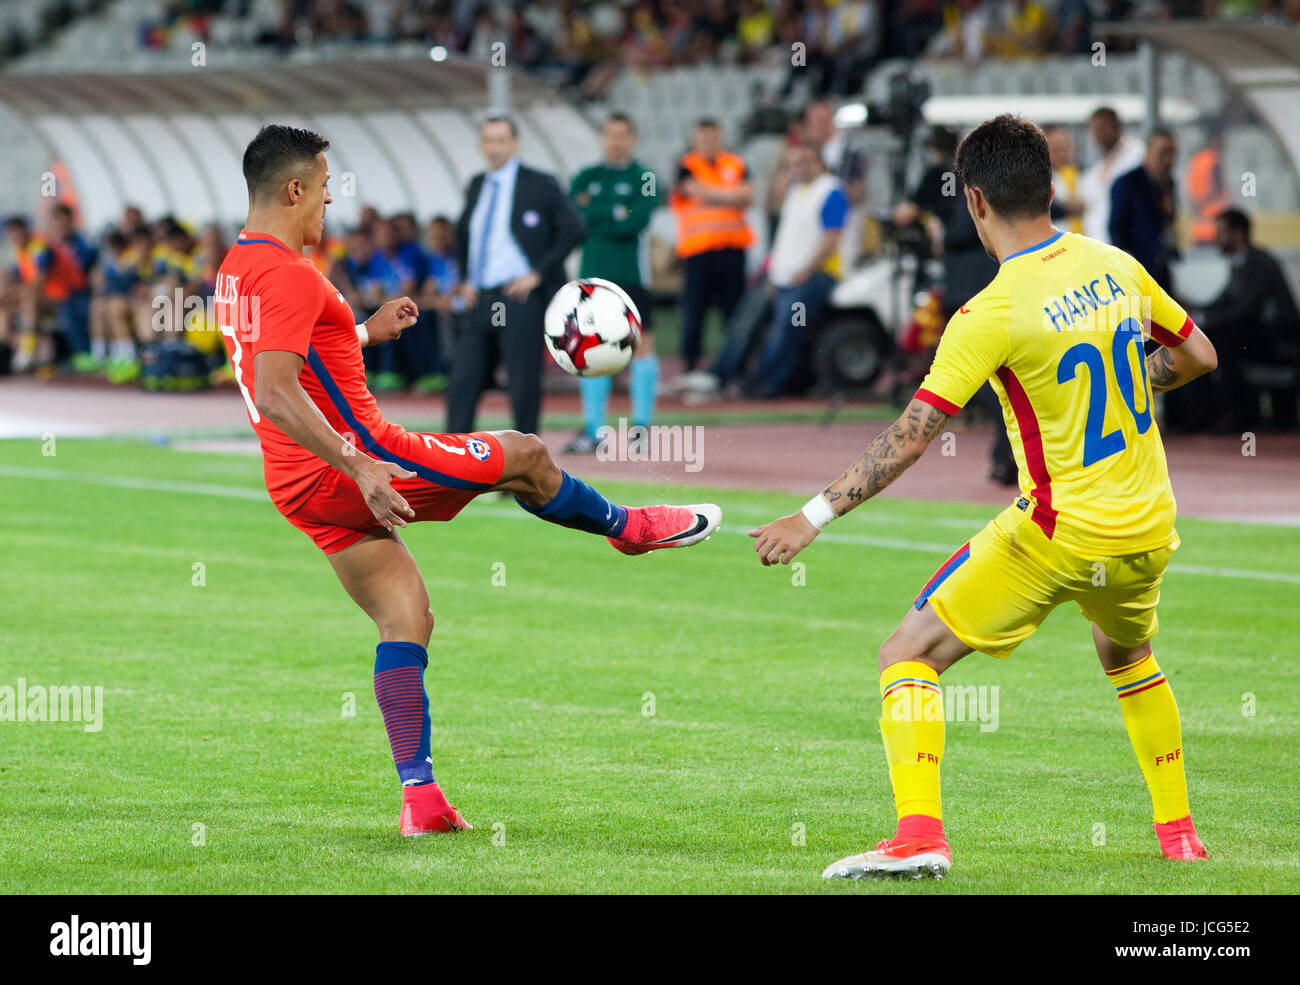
top-left (917, 503), bottom-right (1179, 659)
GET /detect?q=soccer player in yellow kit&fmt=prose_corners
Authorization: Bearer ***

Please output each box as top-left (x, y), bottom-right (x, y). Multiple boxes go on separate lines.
top-left (749, 115), bottom-right (1219, 879)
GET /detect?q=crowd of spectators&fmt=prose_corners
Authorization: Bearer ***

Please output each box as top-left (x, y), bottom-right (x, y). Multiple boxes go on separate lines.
top-left (0, 0), bottom-right (96, 68)
top-left (138, 0), bottom-right (1292, 98)
top-left (1, 204), bottom-right (225, 383)
top-left (0, 202), bottom-right (464, 393)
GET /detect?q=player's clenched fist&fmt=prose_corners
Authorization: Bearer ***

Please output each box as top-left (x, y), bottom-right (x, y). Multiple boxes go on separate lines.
top-left (351, 457), bottom-right (417, 532)
top-left (366, 297), bottom-right (420, 344)
top-left (748, 513), bottom-right (819, 566)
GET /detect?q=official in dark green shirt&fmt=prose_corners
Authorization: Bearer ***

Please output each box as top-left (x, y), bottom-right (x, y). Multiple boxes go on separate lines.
top-left (565, 113), bottom-right (661, 452)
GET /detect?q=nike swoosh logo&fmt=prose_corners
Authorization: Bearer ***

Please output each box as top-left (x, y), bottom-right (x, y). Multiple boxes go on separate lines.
top-left (649, 513), bottom-right (709, 544)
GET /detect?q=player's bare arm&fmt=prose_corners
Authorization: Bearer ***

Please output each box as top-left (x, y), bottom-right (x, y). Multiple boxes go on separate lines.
top-left (1146, 323), bottom-right (1218, 392)
top-left (251, 348), bottom-right (416, 532)
top-left (360, 296), bottom-right (419, 346)
top-left (748, 398), bottom-right (949, 566)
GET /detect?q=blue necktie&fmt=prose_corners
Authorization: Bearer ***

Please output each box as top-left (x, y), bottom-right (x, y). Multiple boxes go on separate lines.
top-left (472, 177), bottom-right (499, 288)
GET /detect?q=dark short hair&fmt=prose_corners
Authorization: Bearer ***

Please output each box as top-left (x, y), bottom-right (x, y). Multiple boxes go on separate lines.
top-left (52, 203), bottom-right (74, 219)
top-left (696, 118), bottom-right (720, 130)
top-left (1090, 106), bottom-right (1120, 127)
top-left (606, 111), bottom-right (636, 134)
top-left (481, 112), bottom-right (518, 138)
top-left (1147, 127), bottom-right (1175, 146)
top-left (954, 114), bottom-right (1053, 222)
top-left (926, 126), bottom-right (959, 159)
top-left (242, 125), bottom-right (330, 201)
top-left (1217, 208), bottom-right (1251, 237)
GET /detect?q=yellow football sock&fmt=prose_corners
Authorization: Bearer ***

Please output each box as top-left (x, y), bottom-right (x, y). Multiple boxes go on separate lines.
top-left (878, 661), bottom-right (944, 821)
top-left (1107, 652), bottom-right (1190, 824)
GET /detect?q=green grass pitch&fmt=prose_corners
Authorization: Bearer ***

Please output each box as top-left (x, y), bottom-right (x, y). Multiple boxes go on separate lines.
top-left (1, 437), bottom-right (1297, 894)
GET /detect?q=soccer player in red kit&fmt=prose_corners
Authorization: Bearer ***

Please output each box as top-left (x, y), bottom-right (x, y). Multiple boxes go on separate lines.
top-left (216, 125), bottom-right (721, 836)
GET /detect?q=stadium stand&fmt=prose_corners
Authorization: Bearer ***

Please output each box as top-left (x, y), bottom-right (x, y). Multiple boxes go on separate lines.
top-left (0, 2), bottom-right (1296, 422)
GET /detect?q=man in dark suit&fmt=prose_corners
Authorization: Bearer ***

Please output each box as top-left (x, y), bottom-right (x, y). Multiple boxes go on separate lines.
top-left (1200, 208), bottom-right (1300, 430)
top-left (1109, 128), bottom-right (1179, 290)
top-left (447, 113), bottom-right (585, 435)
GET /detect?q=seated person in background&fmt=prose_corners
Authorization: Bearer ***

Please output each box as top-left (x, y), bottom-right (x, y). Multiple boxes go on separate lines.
top-left (377, 215), bottom-right (444, 394)
top-left (420, 216), bottom-right (461, 316)
top-left (415, 215), bottom-right (463, 391)
top-left (112, 227), bottom-right (167, 384)
top-left (1, 216), bottom-right (88, 374)
top-left (89, 230), bottom-right (140, 375)
top-left (1198, 208), bottom-right (1300, 431)
top-left (189, 223), bottom-right (232, 378)
top-left (47, 203), bottom-right (96, 370)
top-left (154, 220), bottom-right (197, 336)
top-left (339, 226), bottom-right (403, 393)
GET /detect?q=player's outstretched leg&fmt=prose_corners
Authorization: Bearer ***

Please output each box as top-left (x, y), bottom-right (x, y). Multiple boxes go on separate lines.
top-left (489, 430), bottom-right (720, 554)
top-left (823, 602), bottom-right (971, 881)
top-left (1093, 626), bottom-right (1206, 860)
top-left (328, 534), bottom-right (470, 837)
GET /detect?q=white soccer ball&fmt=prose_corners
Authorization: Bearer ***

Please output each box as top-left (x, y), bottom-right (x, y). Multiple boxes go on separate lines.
top-left (543, 277), bottom-right (641, 377)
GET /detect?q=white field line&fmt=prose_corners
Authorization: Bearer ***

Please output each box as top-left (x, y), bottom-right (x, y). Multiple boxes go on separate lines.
top-left (0, 464), bottom-right (268, 500)
top-left (2, 464), bottom-right (1299, 586)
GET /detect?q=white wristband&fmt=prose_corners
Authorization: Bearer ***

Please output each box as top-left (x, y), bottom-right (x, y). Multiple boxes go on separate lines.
top-left (801, 493), bottom-right (836, 530)
top-left (356, 322), bottom-right (369, 346)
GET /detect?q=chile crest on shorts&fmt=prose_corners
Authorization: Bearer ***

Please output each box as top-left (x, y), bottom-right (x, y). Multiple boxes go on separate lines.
top-left (466, 438), bottom-right (491, 461)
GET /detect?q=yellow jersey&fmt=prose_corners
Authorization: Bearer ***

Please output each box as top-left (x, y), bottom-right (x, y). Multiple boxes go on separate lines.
top-left (915, 229), bottom-right (1194, 557)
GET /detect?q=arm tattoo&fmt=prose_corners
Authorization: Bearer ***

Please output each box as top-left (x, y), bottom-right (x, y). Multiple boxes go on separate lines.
top-left (821, 400), bottom-right (949, 517)
top-left (1146, 346), bottom-right (1179, 392)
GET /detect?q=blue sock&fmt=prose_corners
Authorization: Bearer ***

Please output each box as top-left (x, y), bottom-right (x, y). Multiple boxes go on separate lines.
top-left (517, 470), bottom-right (628, 537)
top-left (373, 641), bottom-right (434, 787)
top-left (579, 374), bottom-right (613, 441)
top-left (630, 355), bottom-right (659, 428)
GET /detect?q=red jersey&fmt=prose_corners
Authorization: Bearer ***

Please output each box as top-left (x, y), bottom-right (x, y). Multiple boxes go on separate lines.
top-left (214, 230), bottom-right (403, 513)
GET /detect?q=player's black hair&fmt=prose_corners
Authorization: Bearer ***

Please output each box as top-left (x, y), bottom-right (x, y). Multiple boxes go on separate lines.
top-left (954, 114), bottom-right (1053, 222)
top-left (1217, 207), bottom-right (1251, 237)
top-left (696, 118), bottom-right (720, 130)
top-left (242, 124), bottom-right (330, 202)
top-left (4, 215), bottom-right (29, 232)
top-left (606, 111), bottom-right (636, 133)
top-left (1147, 126), bottom-right (1175, 145)
top-left (480, 111), bottom-right (518, 137)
